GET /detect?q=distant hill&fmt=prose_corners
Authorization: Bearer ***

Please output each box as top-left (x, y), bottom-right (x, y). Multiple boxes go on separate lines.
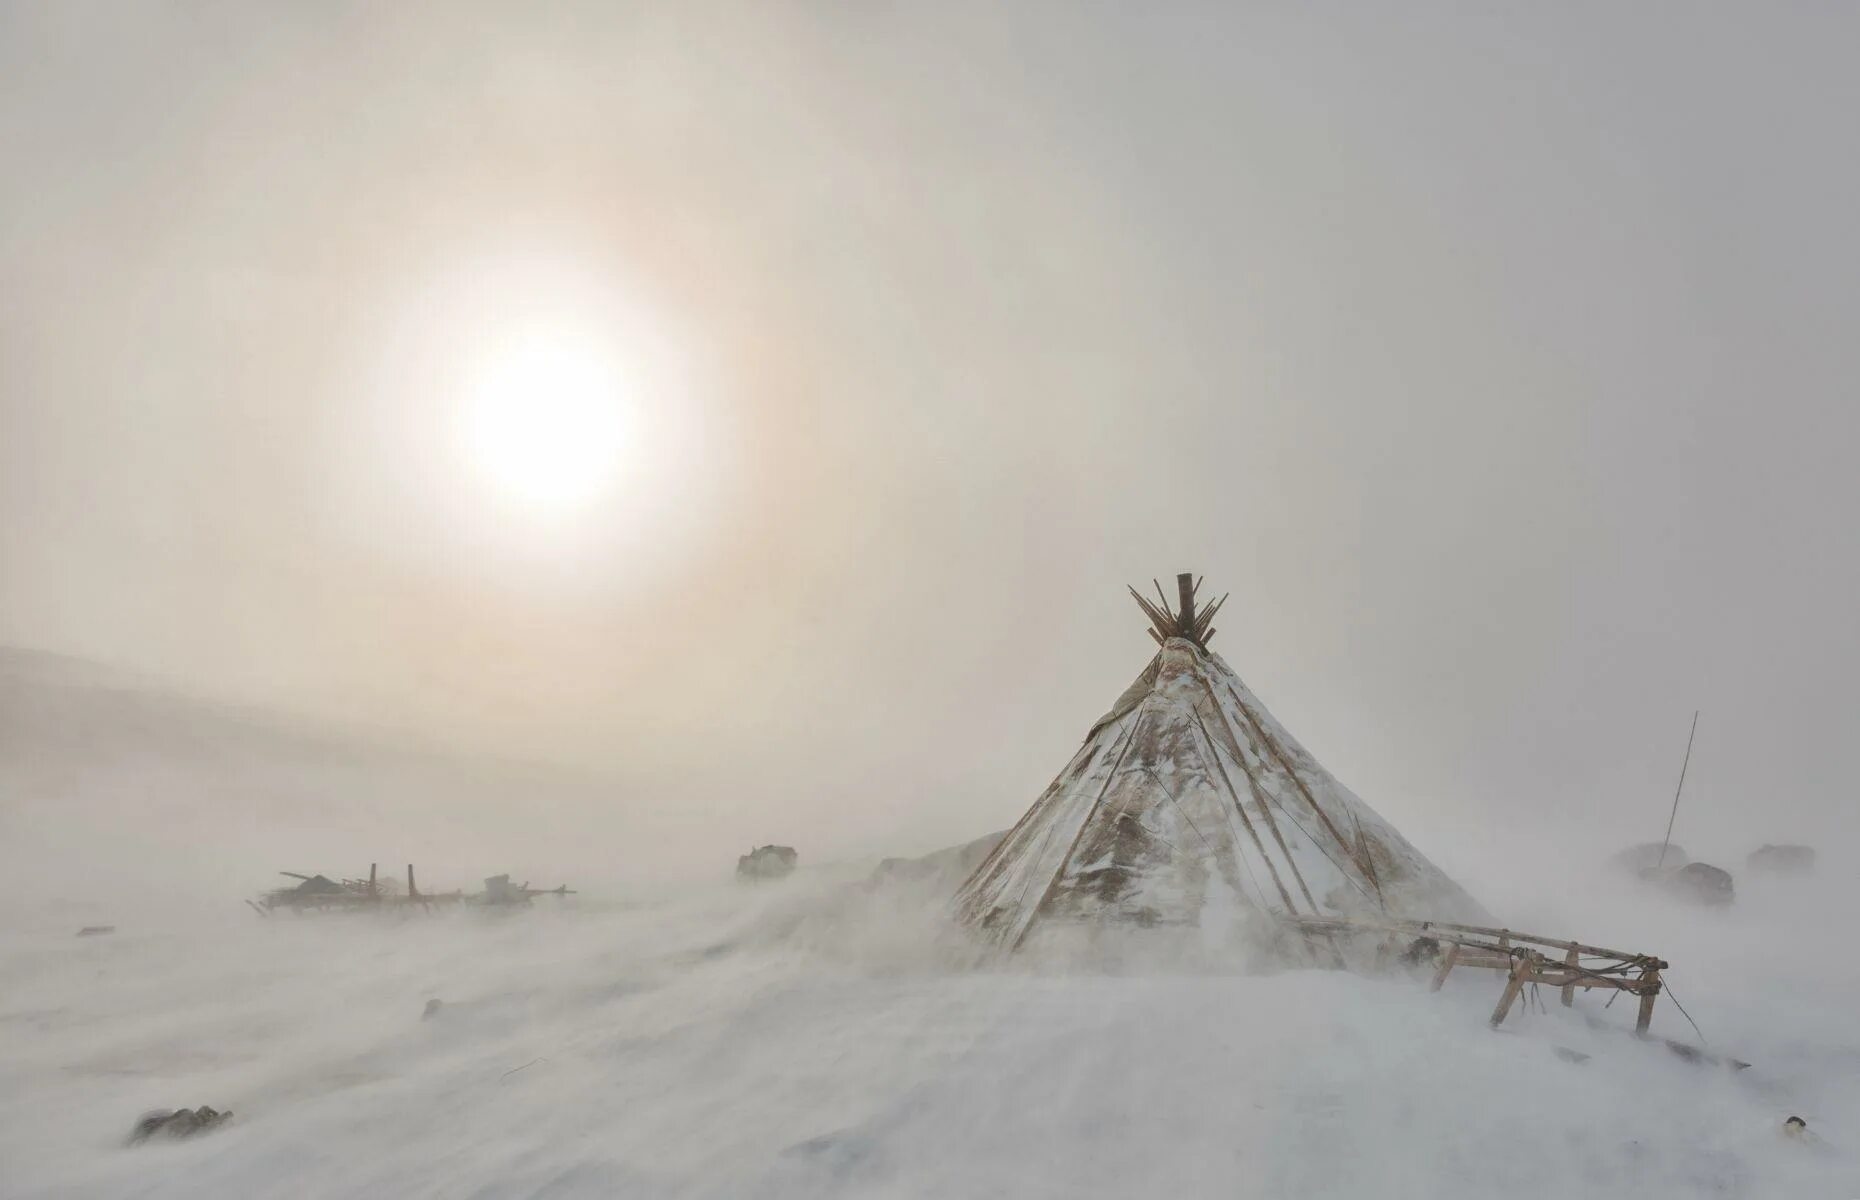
top-left (0, 647), bottom-right (676, 910)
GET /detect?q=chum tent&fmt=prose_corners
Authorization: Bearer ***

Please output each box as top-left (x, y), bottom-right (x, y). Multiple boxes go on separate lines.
top-left (953, 574), bottom-right (1486, 955)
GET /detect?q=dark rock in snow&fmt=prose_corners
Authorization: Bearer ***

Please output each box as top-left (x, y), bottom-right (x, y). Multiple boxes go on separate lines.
top-left (127, 1106), bottom-right (231, 1145)
top-left (423, 998), bottom-right (444, 1020)
top-left (1611, 842), bottom-right (1688, 875)
top-left (736, 845), bottom-right (797, 882)
top-left (1642, 861), bottom-right (1734, 906)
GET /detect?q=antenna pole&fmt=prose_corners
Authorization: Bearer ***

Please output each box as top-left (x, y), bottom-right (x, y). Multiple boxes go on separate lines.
top-left (1656, 711), bottom-right (1699, 869)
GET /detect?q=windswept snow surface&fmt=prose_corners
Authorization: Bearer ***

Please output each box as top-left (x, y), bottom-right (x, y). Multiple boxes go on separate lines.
top-left (2, 868), bottom-right (1856, 1199)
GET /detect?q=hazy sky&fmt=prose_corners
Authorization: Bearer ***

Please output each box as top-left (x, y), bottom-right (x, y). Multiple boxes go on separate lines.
top-left (4, 2), bottom-right (1857, 864)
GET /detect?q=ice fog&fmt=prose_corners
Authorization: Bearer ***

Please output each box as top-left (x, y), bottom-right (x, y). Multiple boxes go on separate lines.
top-left (2, 655), bottom-right (1856, 1198)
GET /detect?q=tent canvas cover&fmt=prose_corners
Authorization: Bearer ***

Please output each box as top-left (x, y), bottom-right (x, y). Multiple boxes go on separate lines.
top-left (953, 575), bottom-right (1486, 954)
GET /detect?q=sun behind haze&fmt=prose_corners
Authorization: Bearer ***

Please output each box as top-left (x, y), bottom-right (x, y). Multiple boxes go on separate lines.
top-left (465, 328), bottom-right (631, 515)
top-left (3, 1), bottom-right (1858, 870)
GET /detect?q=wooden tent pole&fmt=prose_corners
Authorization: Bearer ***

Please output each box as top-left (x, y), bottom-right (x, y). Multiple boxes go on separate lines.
top-left (1656, 712), bottom-right (1700, 870)
top-left (955, 733), bottom-right (1107, 914)
top-left (1191, 691), bottom-right (1323, 915)
top-left (1008, 711), bottom-right (1146, 952)
top-left (1192, 717), bottom-right (1346, 969)
top-left (1190, 714), bottom-right (1300, 915)
top-left (1192, 595), bottom-right (1227, 642)
top-left (1152, 579), bottom-right (1173, 623)
top-left (1352, 818), bottom-right (1388, 911)
top-left (1221, 681), bottom-right (1381, 905)
top-left (1128, 587), bottom-right (1178, 641)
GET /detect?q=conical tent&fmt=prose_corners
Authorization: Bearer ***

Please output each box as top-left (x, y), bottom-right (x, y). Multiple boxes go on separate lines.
top-left (953, 575), bottom-right (1486, 953)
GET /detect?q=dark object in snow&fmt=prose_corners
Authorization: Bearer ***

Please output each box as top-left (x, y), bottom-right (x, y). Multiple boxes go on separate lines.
top-left (1570, 1011), bottom-right (1750, 1070)
top-left (784, 1129), bottom-right (881, 1170)
top-left (1611, 842), bottom-right (1689, 875)
top-left (127, 1106), bottom-right (231, 1145)
top-left (737, 845), bottom-right (798, 882)
top-left (1399, 936), bottom-right (1441, 968)
top-left (1552, 1046), bottom-right (1591, 1065)
top-left (257, 866), bottom-right (390, 912)
top-left (1661, 1039), bottom-right (1749, 1069)
top-left (1747, 844), bottom-right (1815, 875)
top-left (76, 925), bottom-right (115, 937)
top-left (252, 863), bottom-right (485, 914)
top-left (423, 998), bottom-right (444, 1020)
top-left (281, 872), bottom-right (345, 897)
top-left (474, 874), bottom-right (576, 905)
top-left (1641, 861), bottom-right (1734, 906)
top-left (482, 875), bottom-right (526, 905)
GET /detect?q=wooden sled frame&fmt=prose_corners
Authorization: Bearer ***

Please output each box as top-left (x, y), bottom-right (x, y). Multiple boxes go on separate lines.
top-left (252, 863), bottom-right (465, 915)
top-left (1286, 915), bottom-right (1668, 1034)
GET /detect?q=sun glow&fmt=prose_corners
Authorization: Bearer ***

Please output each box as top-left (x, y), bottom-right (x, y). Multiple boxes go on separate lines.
top-left (362, 244), bottom-right (720, 574)
top-left (466, 332), bottom-right (630, 513)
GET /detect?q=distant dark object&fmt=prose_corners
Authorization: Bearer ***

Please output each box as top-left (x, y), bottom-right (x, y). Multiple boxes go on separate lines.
top-left (254, 863), bottom-right (469, 914)
top-left (1611, 842), bottom-right (1688, 875)
top-left (127, 1106), bottom-right (231, 1145)
top-left (76, 925), bottom-right (115, 937)
top-left (737, 845), bottom-right (798, 882)
top-left (423, 998), bottom-right (444, 1020)
top-left (1747, 844), bottom-right (1815, 876)
top-left (1641, 861), bottom-right (1735, 906)
top-left (475, 874), bottom-right (576, 905)
top-left (481, 874), bottom-right (526, 905)
top-left (257, 870), bottom-right (360, 912)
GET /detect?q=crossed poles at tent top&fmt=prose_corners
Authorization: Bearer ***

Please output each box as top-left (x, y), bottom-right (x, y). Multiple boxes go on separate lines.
top-left (1128, 573), bottom-right (1229, 648)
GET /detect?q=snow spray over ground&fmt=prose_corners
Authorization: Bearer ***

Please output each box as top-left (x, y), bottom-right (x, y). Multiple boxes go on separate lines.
top-left (2, 862), bottom-right (1856, 1199)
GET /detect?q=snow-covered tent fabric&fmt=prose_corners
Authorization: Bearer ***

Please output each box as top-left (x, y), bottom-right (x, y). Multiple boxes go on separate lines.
top-left (953, 585), bottom-right (1486, 953)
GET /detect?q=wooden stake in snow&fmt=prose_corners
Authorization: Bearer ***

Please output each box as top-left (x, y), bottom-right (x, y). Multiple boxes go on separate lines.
top-left (1656, 711), bottom-right (1700, 870)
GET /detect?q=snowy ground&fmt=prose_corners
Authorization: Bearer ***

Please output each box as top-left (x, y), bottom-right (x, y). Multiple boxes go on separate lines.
top-left (2, 865), bottom-right (1855, 1199)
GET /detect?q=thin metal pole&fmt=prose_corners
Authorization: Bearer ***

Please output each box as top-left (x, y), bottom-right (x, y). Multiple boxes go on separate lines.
top-left (1656, 711), bottom-right (1700, 869)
